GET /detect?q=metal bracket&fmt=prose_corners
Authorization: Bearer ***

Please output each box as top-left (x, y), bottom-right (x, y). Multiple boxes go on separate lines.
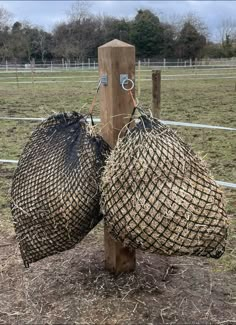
top-left (100, 74), bottom-right (108, 86)
top-left (120, 74), bottom-right (128, 85)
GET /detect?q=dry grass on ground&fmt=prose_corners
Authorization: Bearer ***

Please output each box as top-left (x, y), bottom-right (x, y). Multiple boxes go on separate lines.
top-left (1, 227), bottom-right (236, 325)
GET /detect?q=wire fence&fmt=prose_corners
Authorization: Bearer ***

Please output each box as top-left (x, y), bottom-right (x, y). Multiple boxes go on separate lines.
top-left (0, 76), bottom-right (236, 84)
top-left (0, 116), bottom-right (236, 131)
top-left (1, 58), bottom-right (236, 73)
top-left (0, 69), bottom-right (236, 85)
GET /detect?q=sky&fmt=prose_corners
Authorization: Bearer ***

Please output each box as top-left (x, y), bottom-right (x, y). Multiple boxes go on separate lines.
top-left (1, 1), bottom-right (236, 41)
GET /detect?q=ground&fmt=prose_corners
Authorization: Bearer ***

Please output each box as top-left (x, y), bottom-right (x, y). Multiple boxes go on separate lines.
top-left (0, 67), bottom-right (235, 324)
top-left (0, 227), bottom-right (236, 324)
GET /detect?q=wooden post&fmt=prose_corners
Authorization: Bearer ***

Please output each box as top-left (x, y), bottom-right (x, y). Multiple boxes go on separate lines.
top-left (30, 59), bottom-right (35, 88)
top-left (98, 39), bottom-right (136, 273)
top-left (163, 58), bottom-right (166, 70)
top-left (152, 70), bottom-right (161, 119)
top-left (15, 60), bottom-right (19, 89)
top-left (138, 60), bottom-right (141, 97)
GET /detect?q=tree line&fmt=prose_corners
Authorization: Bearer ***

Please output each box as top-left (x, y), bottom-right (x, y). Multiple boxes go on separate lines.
top-left (0, 3), bottom-right (236, 63)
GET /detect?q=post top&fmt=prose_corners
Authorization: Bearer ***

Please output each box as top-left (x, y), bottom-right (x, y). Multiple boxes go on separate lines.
top-left (99, 39), bottom-right (134, 48)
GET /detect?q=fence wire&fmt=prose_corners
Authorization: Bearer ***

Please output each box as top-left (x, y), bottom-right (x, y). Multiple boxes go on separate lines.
top-left (0, 116), bottom-right (235, 131)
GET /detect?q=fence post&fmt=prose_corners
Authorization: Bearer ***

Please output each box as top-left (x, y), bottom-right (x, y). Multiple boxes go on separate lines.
top-left (163, 58), bottom-right (166, 70)
top-left (5, 60), bottom-right (8, 72)
top-left (15, 60), bottom-right (19, 89)
top-left (98, 39), bottom-right (136, 273)
top-left (30, 59), bottom-right (35, 87)
top-left (152, 70), bottom-right (161, 119)
top-left (138, 59), bottom-right (141, 97)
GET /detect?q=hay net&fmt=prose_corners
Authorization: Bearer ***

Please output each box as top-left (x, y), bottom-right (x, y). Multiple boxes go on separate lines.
top-left (11, 112), bottom-right (110, 267)
top-left (101, 113), bottom-right (228, 258)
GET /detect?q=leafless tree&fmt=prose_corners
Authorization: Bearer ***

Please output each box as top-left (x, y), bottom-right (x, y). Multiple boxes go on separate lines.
top-left (66, 0), bottom-right (92, 23)
top-left (0, 6), bottom-right (13, 30)
top-left (218, 18), bottom-right (236, 43)
top-left (163, 12), bottom-right (209, 40)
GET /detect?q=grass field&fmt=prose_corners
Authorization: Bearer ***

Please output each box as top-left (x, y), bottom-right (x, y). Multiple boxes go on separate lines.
top-left (0, 68), bottom-right (235, 324)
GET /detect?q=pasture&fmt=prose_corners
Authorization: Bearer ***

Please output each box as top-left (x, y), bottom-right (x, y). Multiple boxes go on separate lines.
top-left (0, 67), bottom-right (236, 324)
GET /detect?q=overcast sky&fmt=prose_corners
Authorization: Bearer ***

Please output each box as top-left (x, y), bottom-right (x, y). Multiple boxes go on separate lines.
top-left (1, 1), bottom-right (236, 41)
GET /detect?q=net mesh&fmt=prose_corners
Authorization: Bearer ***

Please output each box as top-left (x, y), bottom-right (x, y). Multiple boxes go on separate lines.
top-left (101, 115), bottom-right (228, 258)
top-left (11, 112), bottom-right (110, 267)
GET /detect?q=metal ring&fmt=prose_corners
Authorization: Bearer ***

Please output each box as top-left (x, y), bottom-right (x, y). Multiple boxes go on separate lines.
top-left (121, 78), bottom-right (134, 91)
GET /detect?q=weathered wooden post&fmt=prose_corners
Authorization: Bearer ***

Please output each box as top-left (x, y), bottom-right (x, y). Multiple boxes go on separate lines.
top-left (152, 70), bottom-right (161, 119)
top-left (98, 39), bottom-right (136, 273)
top-left (138, 60), bottom-right (141, 97)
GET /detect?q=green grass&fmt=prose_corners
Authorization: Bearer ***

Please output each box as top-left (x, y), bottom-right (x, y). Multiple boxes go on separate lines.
top-left (0, 68), bottom-right (235, 270)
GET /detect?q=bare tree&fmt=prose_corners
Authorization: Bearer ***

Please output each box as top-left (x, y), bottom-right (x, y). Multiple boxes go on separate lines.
top-left (218, 18), bottom-right (236, 43)
top-left (164, 12), bottom-right (209, 40)
top-left (66, 1), bottom-right (92, 23)
top-left (184, 12), bottom-right (209, 38)
top-left (0, 6), bottom-right (13, 30)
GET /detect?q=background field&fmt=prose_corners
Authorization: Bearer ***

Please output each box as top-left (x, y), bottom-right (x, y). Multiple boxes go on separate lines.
top-left (0, 67), bottom-right (235, 324)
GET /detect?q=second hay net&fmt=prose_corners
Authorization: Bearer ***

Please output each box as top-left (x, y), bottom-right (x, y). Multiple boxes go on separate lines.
top-left (101, 115), bottom-right (228, 258)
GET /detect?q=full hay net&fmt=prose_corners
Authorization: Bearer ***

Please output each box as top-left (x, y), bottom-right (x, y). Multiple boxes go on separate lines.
top-left (101, 114), bottom-right (228, 258)
top-left (11, 112), bottom-right (110, 267)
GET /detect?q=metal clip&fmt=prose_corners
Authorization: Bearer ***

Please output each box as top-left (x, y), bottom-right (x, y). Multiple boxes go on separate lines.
top-left (120, 74), bottom-right (128, 85)
top-left (100, 74), bottom-right (108, 86)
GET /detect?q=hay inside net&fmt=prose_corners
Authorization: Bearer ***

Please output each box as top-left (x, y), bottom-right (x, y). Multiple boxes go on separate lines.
top-left (11, 112), bottom-right (110, 267)
top-left (101, 115), bottom-right (228, 258)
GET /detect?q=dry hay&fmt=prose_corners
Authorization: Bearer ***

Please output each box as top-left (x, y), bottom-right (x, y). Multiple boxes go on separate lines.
top-left (101, 115), bottom-right (228, 258)
top-left (11, 112), bottom-right (110, 267)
